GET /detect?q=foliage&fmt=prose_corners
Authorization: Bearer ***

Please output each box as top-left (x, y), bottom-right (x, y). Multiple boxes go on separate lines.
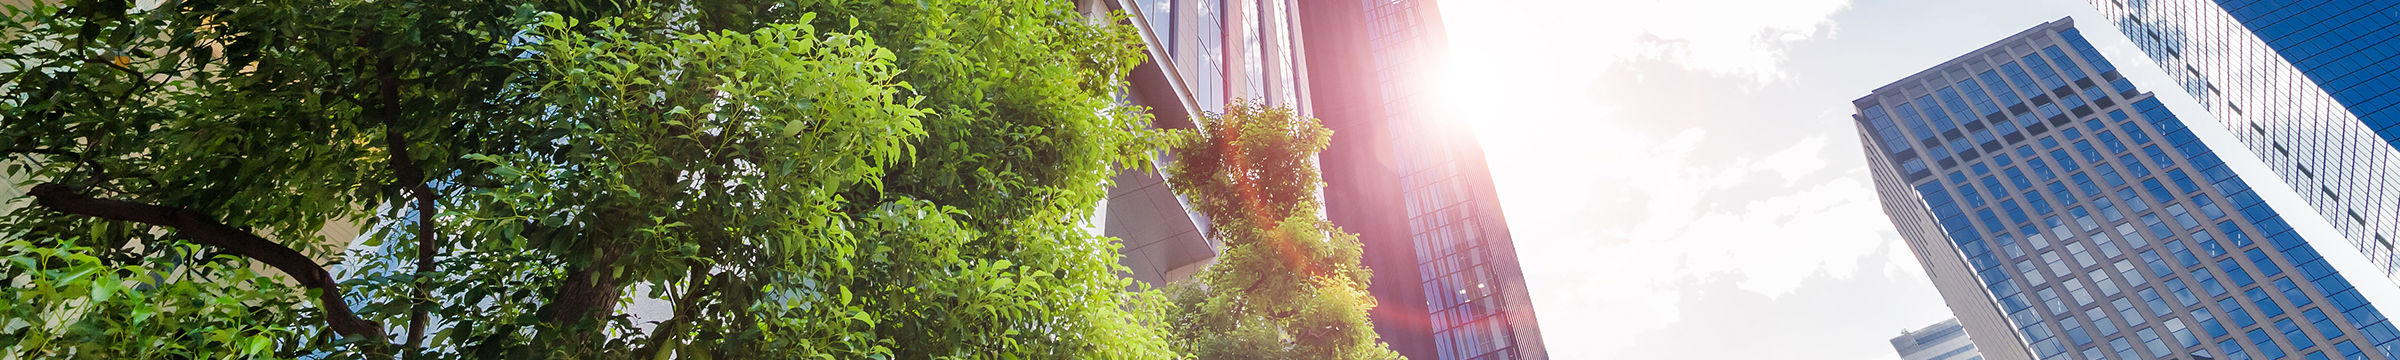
top-left (0, 0), bottom-right (1177, 358)
top-left (1165, 101), bottom-right (1401, 359)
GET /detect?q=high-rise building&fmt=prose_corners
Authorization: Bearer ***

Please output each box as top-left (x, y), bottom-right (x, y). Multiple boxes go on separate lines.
top-left (1088, 0), bottom-right (1312, 285)
top-left (1098, 1), bottom-right (1548, 357)
top-left (2082, 0), bottom-right (2400, 283)
top-left (1894, 318), bottom-right (1988, 360)
top-left (1857, 18), bottom-right (2400, 360)
top-left (1301, 0), bottom-right (1547, 359)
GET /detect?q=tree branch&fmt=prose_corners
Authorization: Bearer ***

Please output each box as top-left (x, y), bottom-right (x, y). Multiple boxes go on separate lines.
top-left (25, 183), bottom-right (390, 344)
top-left (379, 51), bottom-right (443, 352)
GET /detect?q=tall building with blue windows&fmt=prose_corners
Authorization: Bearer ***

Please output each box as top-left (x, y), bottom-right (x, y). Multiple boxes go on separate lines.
top-left (1302, 0), bottom-right (1548, 359)
top-left (2082, 0), bottom-right (2400, 283)
top-left (1894, 318), bottom-right (1988, 360)
top-left (1101, 1), bottom-right (1549, 358)
top-left (1858, 18), bottom-right (2400, 360)
top-left (1090, 0), bottom-right (1314, 285)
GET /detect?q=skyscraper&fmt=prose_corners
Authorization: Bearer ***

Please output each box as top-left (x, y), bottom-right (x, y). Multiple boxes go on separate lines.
top-left (1858, 18), bottom-right (2400, 360)
top-left (1893, 318), bottom-right (1988, 360)
top-left (1302, 0), bottom-right (1548, 359)
top-left (1093, 0), bottom-right (1313, 285)
top-left (2083, 0), bottom-right (2400, 283)
top-left (1102, 1), bottom-right (1548, 357)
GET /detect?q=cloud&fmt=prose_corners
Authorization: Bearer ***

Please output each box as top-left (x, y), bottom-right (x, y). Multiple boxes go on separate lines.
top-left (1441, 0), bottom-right (1853, 85)
top-left (1614, 243), bottom-right (1951, 360)
top-left (1425, 0), bottom-right (2123, 358)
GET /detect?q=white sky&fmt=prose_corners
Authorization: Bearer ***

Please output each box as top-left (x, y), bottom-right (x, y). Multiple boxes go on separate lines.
top-left (1431, 0), bottom-right (2242, 358)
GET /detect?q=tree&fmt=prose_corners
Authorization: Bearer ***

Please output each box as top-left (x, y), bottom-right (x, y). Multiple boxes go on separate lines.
top-left (1164, 101), bottom-right (1401, 359)
top-left (0, 0), bottom-right (1177, 358)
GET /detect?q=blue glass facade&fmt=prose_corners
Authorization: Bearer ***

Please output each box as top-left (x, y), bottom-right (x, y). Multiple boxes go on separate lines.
top-left (2213, 0), bottom-right (2400, 146)
top-left (1125, 0), bottom-right (1308, 113)
top-left (1362, 1), bottom-right (1537, 358)
top-left (2087, 0), bottom-right (2400, 283)
top-left (1894, 318), bottom-right (1988, 360)
top-left (1859, 20), bottom-right (2400, 360)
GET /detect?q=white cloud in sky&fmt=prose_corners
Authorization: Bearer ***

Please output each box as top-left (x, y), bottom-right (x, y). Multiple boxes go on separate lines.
top-left (1440, 0), bottom-right (1851, 84)
top-left (1433, 0), bottom-right (2149, 358)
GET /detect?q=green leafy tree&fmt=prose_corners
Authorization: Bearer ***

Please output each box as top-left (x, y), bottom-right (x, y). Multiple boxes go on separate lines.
top-left (0, 0), bottom-right (1177, 358)
top-left (1165, 101), bottom-right (1401, 360)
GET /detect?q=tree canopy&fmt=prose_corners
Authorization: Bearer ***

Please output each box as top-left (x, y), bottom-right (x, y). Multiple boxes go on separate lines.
top-left (0, 0), bottom-right (1177, 358)
top-left (1165, 101), bottom-right (1401, 360)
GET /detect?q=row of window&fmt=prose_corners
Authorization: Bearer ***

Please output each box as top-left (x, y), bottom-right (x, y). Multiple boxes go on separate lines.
top-left (1862, 30), bottom-right (2146, 178)
top-left (1901, 88), bottom-right (2400, 359)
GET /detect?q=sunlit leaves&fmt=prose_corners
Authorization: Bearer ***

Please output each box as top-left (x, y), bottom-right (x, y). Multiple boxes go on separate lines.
top-left (1165, 102), bottom-right (1402, 360)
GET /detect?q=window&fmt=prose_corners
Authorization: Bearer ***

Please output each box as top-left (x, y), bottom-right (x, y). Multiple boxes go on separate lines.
top-left (2165, 317), bottom-right (2196, 349)
top-left (2088, 307), bottom-right (2121, 336)
top-left (2219, 338), bottom-right (2252, 360)
top-left (2220, 257), bottom-right (2256, 287)
top-left (2117, 259), bottom-right (2147, 287)
top-left (2098, 131), bottom-right (2129, 154)
top-left (1998, 233), bottom-right (2027, 259)
top-left (2220, 297), bottom-right (2257, 328)
top-left (2276, 277), bottom-right (2312, 308)
top-left (2117, 116), bottom-right (2152, 144)
top-left (2248, 248), bottom-right (2282, 278)
top-left (2002, 200), bottom-right (2031, 226)
top-left (2138, 328), bottom-right (2170, 357)
top-left (2251, 328), bottom-right (2288, 359)
top-left (2065, 279), bottom-right (2095, 306)
top-left (1981, 70), bottom-right (2023, 106)
top-left (2195, 269), bottom-right (2227, 297)
top-left (2096, 197), bottom-right (2126, 223)
top-left (2040, 287), bottom-right (2069, 314)
top-left (1896, 103), bottom-right (1938, 141)
top-left (2165, 240), bottom-right (2200, 268)
top-left (2194, 231), bottom-right (2226, 257)
top-left (2020, 260), bottom-right (2048, 286)
top-left (2119, 154), bottom-right (2152, 179)
top-left (2194, 195), bottom-right (2228, 220)
top-left (2165, 278), bottom-right (2198, 306)
top-left (2066, 243), bottom-right (2095, 269)
top-left (2091, 269), bottom-right (2122, 296)
top-left (2048, 149), bottom-right (2080, 172)
top-left (1861, 106), bottom-right (1915, 154)
top-left (2140, 287), bottom-right (2171, 315)
top-left (2094, 163), bottom-right (2126, 190)
top-left (2044, 46), bottom-right (2088, 81)
top-left (2005, 168), bottom-right (2035, 189)
top-left (2167, 204), bottom-right (2200, 229)
top-left (2115, 298), bottom-right (2146, 327)
top-left (2063, 317), bottom-right (2093, 346)
top-left (2141, 250), bottom-right (2171, 278)
top-left (1917, 95), bottom-right (1959, 133)
top-left (2249, 287), bottom-right (2285, 318)
top-left (2023, 53), bottom-right (2069, 89)
top-left (2277, 318), bottom-right (2316, 351)
top-left (2117, 188), bottom-right (2151, 213)
top-left (2092, 232), bottom-right (2124, 259)
top-left (2072, 173), bottom-right (2102, 198)
top-left (2143, 213), bottom-right (2171, 237)
top-left (1938, 87), bottom-right (1980, 124)
top-left (2118, 223), bottom-right (2150, 248)
top-left (2001, 62), bottom-right (2045, 96)
top-left (2043, 251), bottom-right (2071, 277)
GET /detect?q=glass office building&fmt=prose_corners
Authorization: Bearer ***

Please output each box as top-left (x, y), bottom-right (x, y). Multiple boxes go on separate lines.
top-left (1858, 18), bottom-right (2400, 360)
top-left (1895, 318), bottom-right (1988, 360)
top-left (2083, 0), bottom-right (2400, 283)
top-left (1094, 0), bottom-right (1313, 286)
top-left (1301, 0), bottom-right (1548, 358)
